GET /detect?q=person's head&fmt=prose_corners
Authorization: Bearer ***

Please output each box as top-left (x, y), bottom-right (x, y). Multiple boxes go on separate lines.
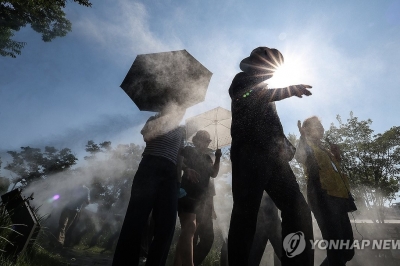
top-left (301, 116), bottom-right (324, 142)
top-left (192, 130), bottom-right (212, 150)
top-left (240, 47), bottom-right (284, 79)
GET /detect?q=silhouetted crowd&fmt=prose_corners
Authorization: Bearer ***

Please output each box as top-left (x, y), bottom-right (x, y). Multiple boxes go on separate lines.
top-left (108, 47), bottom-right (356, 266)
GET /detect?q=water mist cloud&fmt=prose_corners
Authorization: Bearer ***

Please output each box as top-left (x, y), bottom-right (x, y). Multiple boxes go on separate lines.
top-left (21, 145), bottom-right (140, 228)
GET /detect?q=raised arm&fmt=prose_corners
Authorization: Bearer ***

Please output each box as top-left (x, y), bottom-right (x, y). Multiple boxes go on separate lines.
top-left (141, 112), bottom-right (184, 142)
top-left (261, 84), bottom-right (312, 102)
top-left (141, 104), bottom-right (186, 142)
top-left (141, 115), bottom-right (170, 142)
top-left (211, 149), bottom-right (222, 178)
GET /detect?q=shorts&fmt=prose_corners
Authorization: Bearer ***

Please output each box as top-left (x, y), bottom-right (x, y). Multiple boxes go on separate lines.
top-left (178, 196), bottom-right (200, 214)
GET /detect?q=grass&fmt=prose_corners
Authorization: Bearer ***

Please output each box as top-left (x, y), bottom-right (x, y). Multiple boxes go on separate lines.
top-left (0, 201), bottom-right (71, 266)
top-left (0, 248), bottom-right (70, 266)
top-left (0, 191), bottom-right (228, 266)
top-left (165, 222), bottom-right (225, 266)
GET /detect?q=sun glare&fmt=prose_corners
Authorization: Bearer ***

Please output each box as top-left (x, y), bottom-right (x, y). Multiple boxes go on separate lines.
top-left (267, 55), bottom-right (310, 88)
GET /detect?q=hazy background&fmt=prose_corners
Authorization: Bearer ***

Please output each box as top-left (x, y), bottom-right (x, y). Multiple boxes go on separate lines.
top-left (1, 0), bottom-right (399, 192)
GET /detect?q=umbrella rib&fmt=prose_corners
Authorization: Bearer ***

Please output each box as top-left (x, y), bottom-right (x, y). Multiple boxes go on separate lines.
top-left (216, 118), bottom-right (231, 122)
top-left (194, 117), bottom-right (214, 122)
top-left (185, 107), bottom-right (232, 149)
top-left (217, 124), bottom-right (231, 130)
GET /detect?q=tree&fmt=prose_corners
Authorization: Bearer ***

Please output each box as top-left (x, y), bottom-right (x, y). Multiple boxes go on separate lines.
top-left (84, 140), bottom-right (111, 161)
top-left (326, 112), bottom-right (400, 223)
top-left (0, 157), bottom-right (10, 195)
top-left (81, 141), bottom-right (144, 213)
top-left (0, 0), bottom-right (92, 57)
top-left (4, 146), bottom-right (78, 187)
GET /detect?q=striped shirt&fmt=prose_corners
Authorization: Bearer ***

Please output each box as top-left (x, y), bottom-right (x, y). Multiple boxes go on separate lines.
top-left (142, 125), bottom-right (185, 165)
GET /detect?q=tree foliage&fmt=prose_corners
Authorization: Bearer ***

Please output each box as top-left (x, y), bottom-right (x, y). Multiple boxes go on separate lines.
top-left (325, 112), bottom-right (400, 221)
top-left (0, 157), bottom-right (10, 195)
top-left (0, 0), bottom-right (92, 57)
top-left (84, 140), bottom-right (112, 161)
top-left (4, 146), bottom-right (78, 187)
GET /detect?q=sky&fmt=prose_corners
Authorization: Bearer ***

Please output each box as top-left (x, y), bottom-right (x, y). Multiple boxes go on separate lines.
top-left (1, 0), bottom-right (400, 168)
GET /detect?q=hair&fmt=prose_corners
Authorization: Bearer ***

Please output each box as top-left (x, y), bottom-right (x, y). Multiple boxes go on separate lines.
top-left (192, 130), bottom-right (210, 143)
top-left (302, 116), bottom-right (322, 136)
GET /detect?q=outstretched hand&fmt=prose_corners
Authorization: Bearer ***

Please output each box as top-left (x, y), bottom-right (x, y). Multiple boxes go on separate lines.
top-left (289, 84), bottom-right (312, 98)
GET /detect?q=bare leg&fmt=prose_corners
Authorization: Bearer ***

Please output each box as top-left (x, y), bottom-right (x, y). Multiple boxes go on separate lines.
top-left (174, 212), bottom-right (197, 266)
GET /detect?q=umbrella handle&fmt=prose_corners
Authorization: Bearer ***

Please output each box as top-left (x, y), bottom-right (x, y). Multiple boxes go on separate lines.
top-left (214, 120), bottom-right (218, 149)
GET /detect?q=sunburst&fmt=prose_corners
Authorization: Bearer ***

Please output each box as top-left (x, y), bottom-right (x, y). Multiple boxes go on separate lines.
top-left (267, 55), bottom-right (309, 88)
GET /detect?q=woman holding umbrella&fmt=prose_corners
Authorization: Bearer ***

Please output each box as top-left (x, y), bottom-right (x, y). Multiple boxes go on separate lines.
top-left (174, 130), bottom-right (222, 266)
top-left (112, 104), bottom-right (192, 266)
top-left (114, 49), bottom-right (213, 266)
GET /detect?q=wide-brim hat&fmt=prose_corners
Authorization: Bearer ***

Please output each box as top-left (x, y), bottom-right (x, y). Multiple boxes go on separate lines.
top-left (240, 47), bottom-right (284, 75)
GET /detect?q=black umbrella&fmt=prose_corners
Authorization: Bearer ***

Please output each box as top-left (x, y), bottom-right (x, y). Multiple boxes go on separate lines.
top-left (120, 50), bottom-right (213, 112)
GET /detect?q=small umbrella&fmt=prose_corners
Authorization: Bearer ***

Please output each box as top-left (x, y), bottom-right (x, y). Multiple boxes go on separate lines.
top-left (120, 50), bottom-right (213, 112)
top-left (186, 107), bottom-right (232, 150)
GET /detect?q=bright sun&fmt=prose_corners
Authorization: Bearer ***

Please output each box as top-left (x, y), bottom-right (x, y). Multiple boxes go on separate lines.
top-left (267, 55), bottom-right (310, 88)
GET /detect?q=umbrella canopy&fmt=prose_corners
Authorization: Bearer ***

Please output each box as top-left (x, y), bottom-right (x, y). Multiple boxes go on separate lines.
top-left (186, 107), bottom-right (232, 150)
top-left (120, 50), bottom-right (213, 112)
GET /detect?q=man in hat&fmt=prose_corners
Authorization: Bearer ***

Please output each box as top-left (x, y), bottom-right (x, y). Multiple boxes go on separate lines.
top-left (228, 47), bottom-right (314, 266)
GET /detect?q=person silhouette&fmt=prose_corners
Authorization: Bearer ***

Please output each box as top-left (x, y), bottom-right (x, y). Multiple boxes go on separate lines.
top-left (112, 104), bottom-right (192, 266)
top-left (295, 116), bottom-right (355, 266)
top-left (174, 130), bottom-right (221, 266)
top-left (248, 191), bottom-right (282, 266)
top-left (220, 191), bottom-right (282, 266)
top-left (228, 46), bottom-right (314, 266)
